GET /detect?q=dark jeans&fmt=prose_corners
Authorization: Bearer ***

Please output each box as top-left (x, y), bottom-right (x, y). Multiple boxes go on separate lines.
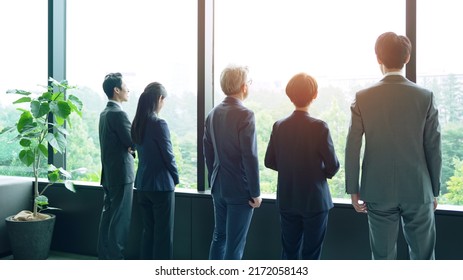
top-left (138, 190), bottom-right (175, 260)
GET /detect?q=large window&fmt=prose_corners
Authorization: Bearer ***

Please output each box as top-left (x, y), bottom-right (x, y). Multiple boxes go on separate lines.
top-left (66, 0), bottom-right (198, 188)
top-left (214, 0), bottom-right (405, 197)
top-left (417, 1), bottom-right (463, 206)
top-left (0, 0), bottom-right (48, 177)
top-left (2, 1), bottom-right (461, 207)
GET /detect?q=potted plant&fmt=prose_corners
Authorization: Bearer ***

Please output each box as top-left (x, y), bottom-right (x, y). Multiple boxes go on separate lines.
top-left (1, 77), bottom-right (82, 259)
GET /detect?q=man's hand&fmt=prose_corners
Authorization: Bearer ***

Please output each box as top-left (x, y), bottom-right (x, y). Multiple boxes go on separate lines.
top-left (249, 197), bottom-right (262, 208)
top-left (351, 193), bottom-right (367, 213)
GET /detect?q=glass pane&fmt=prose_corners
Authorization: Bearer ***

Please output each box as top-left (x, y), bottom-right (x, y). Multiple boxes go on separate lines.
top-left (0, 0), bottom-right (48, 177)
top-left (215, 0), bottom-right (405, 196)
top-left (417, 1), bottom-right (463, 206)
top-left (67, 0), bottom-right (197, 188)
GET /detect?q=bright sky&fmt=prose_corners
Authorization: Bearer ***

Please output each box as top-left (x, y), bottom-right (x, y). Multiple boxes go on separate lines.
top-left (1, 0), bottom-right (462, 106)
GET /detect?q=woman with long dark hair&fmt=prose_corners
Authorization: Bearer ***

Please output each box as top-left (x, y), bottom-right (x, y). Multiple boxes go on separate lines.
top-left (131, 82), bottom-right (179, 259)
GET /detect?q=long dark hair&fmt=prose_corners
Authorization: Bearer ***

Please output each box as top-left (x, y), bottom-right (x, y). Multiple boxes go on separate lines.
top-left (131, 82), bottom-right (167, 144)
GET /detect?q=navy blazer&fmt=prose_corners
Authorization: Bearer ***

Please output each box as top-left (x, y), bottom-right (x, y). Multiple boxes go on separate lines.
top-left (203, 96), bottom-right (260, 203)
top-left (99, 102), bottom-right (135, 187)
top-left (265, 111), bottom-right (340, 212)
top-left (134, 114), bottom-right (179, 192)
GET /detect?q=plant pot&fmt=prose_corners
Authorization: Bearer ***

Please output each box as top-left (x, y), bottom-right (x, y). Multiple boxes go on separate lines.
top-left (5, 214), bottom-right (56, 260)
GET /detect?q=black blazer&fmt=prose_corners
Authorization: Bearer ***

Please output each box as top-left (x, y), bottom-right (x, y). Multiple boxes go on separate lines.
top-left (265, 111), bottom-right (339, 212)
top-left (134, 114), bottom-right (179, 192)
top-left (99, 102), bottom-right (135, 186)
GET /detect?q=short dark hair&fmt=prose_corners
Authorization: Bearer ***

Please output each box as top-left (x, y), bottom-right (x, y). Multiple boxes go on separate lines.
top-left (102, 72), bottom-right (123, 99)
top-left (375, 32), bottom-right (412, 69)
top-left (286, 73), bottom-right (318, 107)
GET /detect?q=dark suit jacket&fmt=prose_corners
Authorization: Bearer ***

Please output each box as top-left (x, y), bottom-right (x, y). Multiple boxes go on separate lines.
top-left (345, 74), bottom-right (442, 203)
top-left (134, 114), bottom-right (179, 192)
top-left (99, 101), bottom-right (135, 186)
top-left (203, 96), bottom-right (260, 203)
top-left (265, 111), bottom-right (339, 212)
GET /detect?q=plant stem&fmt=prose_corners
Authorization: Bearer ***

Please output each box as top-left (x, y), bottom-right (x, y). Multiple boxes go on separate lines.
top-left (33, 155), bottom-right (39, 217)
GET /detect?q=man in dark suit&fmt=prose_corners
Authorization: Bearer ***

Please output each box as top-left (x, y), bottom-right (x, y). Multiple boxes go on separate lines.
top-left (98, 72), bottom-right (135, 259)
top-left (265, 73), bottom-right (340, 259)
top-left (345, 32), bottom-right (442, 260)
top-left (203, 65), bottom-right (262, 260)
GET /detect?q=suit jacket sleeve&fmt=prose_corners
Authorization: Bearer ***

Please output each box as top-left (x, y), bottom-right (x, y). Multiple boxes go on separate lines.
top-left (319, 123), bottom-right (340, 179)
top-left (114, 110), bottom-right (135, 151)
top-left (423, 93), bottom-right (442, 197)
top-left (156, 119), bottom-right (180, 185)
top-left (264, 122), bottom-right (278, 171)
top-left (238, 111), bottom-right (260, 198)
top-left (345, 96), bottom-right (364, 194)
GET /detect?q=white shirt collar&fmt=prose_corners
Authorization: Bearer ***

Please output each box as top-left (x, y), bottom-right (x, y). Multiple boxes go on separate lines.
top-left (384, 71), bottom-right (403, 77)
top-left (108, 99), bottom-right (123, 109)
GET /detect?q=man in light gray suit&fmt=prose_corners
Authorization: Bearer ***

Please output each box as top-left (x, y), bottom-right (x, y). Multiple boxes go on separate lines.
top-left (345, 32), bottom-right (441, 260)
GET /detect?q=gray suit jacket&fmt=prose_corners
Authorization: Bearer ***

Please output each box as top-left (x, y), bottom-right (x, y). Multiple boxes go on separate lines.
top-left (203, 96), bottom-right (260, 203)
top-left (99, 102), bottom-right (135, 187)
top-left (345, 75), bottom-right (441, 203)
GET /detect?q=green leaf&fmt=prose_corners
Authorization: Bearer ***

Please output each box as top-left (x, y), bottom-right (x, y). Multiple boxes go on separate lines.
top-left (68, 95), bottom-right (83, 116)
top-left (42, 206), bottom-right (62, 211)
top-left (40, 91), bottom-right (53, 101)
top-left (38, 143), bottom-right (48, 157)
top-left (19, 149), bottom-right (34, 166)
top-left (31, 100), bottom-right (50, 118)
top-left (35, 195), bottom-right (49, 206)
top-left (13, 97), bottom-right (31, 104)
top-left (55, 131), bottom-right (66, 151)
top-left (48, 164), bottom-right (58, 172)
top-left (50, 100), bottom-right (71, 119)
top-left (46, 132), bottom-right (67, 153)
top-left (46, 133), bottom-right (62, 153)
top-left (59, 167), bottom-right (72, 179)
top-left (51, 92), bottom-right (65, 102)
top-left (17, 111), bottom-right (33, 133)
top-left (47, 169), bottom-right (59, 183)
top-left (55, 115), bottom-right (65, 126)
top-left (55, 125), bottom-right (69, 136)
top-left (19, 138), bottom-right (31, 147)
top-left (49, 77), bottom-right (64, 88)
top-left (6, 89), bottom-right (31, 96)
top-left (64, 180), bottom-right (76, 193)
top-left (0, 125), bottom-right (16, 135)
